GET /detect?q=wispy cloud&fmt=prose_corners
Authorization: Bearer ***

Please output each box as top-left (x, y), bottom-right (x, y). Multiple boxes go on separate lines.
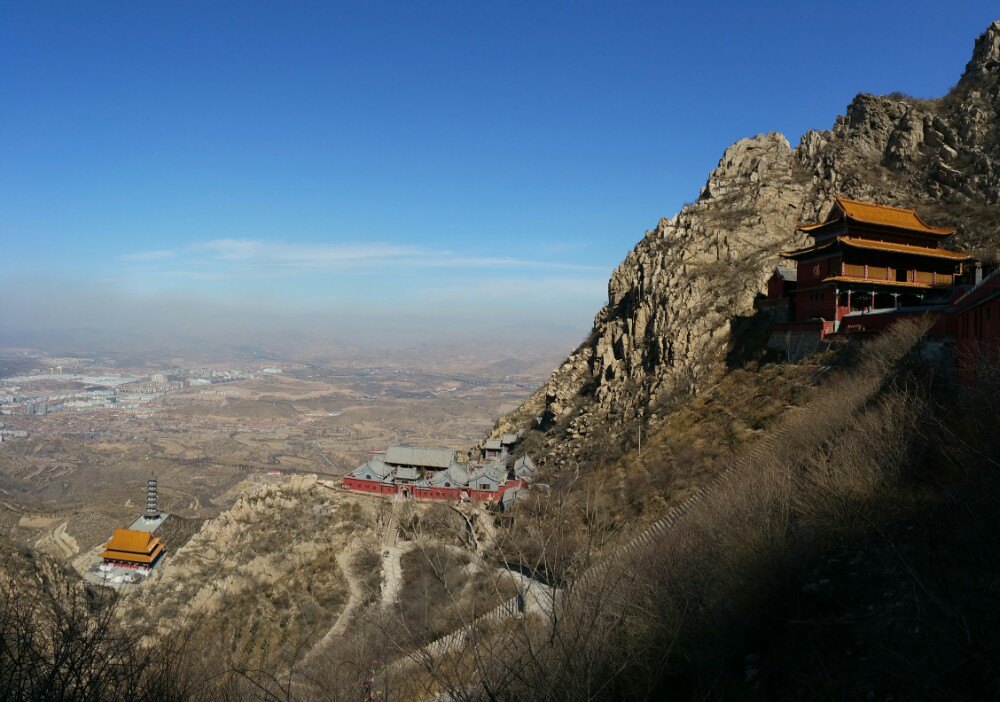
top-left (120, 238), bottom-right (603, 275)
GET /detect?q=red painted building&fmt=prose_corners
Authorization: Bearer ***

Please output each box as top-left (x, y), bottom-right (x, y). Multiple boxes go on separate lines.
top-left (777, 197), bottom-right (971, 337)
top-left (953, 269), bottom-right (1000, 384)
top-left (766, 266), bottom-right (797, 300)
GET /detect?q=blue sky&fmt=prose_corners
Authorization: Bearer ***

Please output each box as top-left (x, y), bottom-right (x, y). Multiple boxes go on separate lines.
top-left (1, 2), bottom-right (996, 345)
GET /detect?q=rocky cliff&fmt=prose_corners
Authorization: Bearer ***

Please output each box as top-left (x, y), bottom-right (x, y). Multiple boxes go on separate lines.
top-left (495, 21), bottom-right (1000, 466)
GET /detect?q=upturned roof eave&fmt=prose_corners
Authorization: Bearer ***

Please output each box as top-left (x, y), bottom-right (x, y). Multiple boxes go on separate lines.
top-left (782, 237), bottom-right (970, 261)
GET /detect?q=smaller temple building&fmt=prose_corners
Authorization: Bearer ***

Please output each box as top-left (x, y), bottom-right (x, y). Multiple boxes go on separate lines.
top-left (94, 478), bottom-right (169, 581)
top-left (482, 433), bottom-right (519, 462)
top-left (99, 528), bottom-right (165, 570)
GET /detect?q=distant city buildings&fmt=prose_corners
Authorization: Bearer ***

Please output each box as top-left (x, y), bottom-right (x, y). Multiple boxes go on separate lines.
top-left (0, 365), bottom-right (256, 416)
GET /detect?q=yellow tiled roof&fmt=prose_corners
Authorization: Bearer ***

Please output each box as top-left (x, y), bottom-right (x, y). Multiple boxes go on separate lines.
top-left (839, 236), bottom-right (970, 260)
top-left (798, 197), bottom-right (955, 235)
top-left (782, 236), bottom-right (969, 261)
top-left (780, 240), bottom-right (836, 258)
top-left (100, 543), bottom-right (164, 564)
top-left (103, 528), bottom-right (157, 554)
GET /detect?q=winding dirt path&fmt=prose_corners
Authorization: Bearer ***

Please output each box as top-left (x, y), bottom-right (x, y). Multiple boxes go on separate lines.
top-left (381, 543), bottom-right (408, 609)
top-left (299, 546), bottom-right (365, 668)
top-left (329, 548), bottom-right (364, 637)
top-left (380, 499), bottom-right (406, 608)
top-left (35, 520), bottom-right (79, 559)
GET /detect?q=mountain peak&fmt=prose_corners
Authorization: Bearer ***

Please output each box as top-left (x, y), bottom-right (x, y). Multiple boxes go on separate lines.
top-left (494, 21), bottom-right (1000, 468)
top-left (959, 20), bottom-right (1000, 88)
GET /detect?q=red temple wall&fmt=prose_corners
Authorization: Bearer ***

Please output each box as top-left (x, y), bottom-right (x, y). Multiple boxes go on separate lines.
top-left (767, 272), bottom-right (786, 299)
top-left (955, 294), bottom-right (1000, 385)
top-left (796, 255), bottom-right (840, 287)
top-left (794, 287), bottom-right (837, 322)
top-left (342, 477), bottom-right (524, 503)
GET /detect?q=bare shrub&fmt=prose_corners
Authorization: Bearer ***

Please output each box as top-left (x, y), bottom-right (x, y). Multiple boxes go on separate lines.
top-left (388, 316), bottom-right (987, 701)
top-left (0, 579), bottom-right (210, 701)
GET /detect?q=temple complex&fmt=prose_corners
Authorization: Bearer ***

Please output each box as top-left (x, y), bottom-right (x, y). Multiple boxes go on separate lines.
top-left (776, 197), bottom-right (971, 337)
top-left (89, 478), bottom-right (169, 586)
top-left (342, 442), bottom-right (526, 506)
top-left (761, 197), bottom-right (1000, 373)
top-left (99, 528), bottom-right (165, 569)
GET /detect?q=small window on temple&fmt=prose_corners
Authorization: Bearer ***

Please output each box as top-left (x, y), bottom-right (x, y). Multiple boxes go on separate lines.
top-left (445, 482), bottom-right (451, 487)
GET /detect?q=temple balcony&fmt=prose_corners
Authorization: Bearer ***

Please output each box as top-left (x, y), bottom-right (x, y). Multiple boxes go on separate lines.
top-left (839, 263), bottom-right (954, 287)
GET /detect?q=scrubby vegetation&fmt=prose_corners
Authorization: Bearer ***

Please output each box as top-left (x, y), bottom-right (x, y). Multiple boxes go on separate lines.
top-left (407, 321), bottom-right (1000, 700)
top-left (2, 323), bottom-right (999, 701)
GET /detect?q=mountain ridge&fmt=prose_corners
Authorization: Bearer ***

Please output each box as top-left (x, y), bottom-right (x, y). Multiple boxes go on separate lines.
top-left (492, 20), bottom-right (1000, 467)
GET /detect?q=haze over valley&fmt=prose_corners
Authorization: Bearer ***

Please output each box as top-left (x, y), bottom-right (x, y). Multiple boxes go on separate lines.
top-left (2, 4), bottom-right (999, 701)
top-left (0, 341), bottom-right (562, 562)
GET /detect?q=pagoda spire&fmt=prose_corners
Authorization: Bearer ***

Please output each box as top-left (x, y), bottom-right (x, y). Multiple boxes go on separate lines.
top-left (145, 478), bottom-right (160, 520)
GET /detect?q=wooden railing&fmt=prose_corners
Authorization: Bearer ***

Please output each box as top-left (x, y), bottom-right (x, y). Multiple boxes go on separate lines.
top-left (838, 265), bottom-right (953, 287)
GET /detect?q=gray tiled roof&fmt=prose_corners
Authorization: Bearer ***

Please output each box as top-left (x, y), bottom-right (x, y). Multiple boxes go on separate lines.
top-left (394, 466), bottom-right (420, 481)
top-left (500, 433), bottom-right (519, 445)
top-left (469, 460), bottom-right (508, 485)
top-left (348, 457), bottom-right (391, 480)
top-left (447, 463), bottom-right (472, 486)
top-left (483, 438), bottom-right (502, 450)
top-left (486, 460), bottom-right (510, 480)
top-left (416, 470), bottom-right (452, 487)
top-left (513, 455), bottom-right (536, 476)
top-left (385, 445), bottom-right (456, 469)
top-left (501, 485), bottom-right (521, 504)
top-left (416, 463), bottom-right (471, 488)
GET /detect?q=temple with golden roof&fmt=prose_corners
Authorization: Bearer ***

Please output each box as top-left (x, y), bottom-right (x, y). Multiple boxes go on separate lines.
top-left (774, 197), bottom-right (972, 336)
top-left (99, 528), bottom-right (165, 569)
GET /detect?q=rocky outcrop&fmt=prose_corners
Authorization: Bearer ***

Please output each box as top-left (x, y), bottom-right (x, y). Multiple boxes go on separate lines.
top-left (0, 536), bottom-right (87, 606)
top-left (494, 21), bottom-right (1000, 466)
top-left (117, 476), bottom-right (373, 665)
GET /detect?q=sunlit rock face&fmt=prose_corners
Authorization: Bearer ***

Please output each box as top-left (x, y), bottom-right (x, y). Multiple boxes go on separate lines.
top-left (492, 22), bottom-right (1000, 466)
